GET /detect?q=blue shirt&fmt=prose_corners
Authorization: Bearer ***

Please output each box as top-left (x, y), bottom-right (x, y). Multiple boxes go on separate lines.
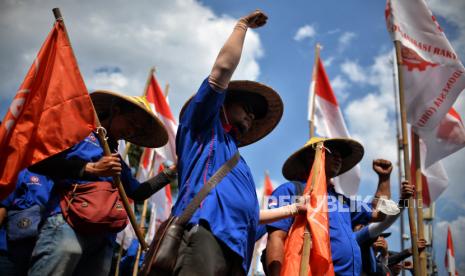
top-left (264, 181), bottom-right (373, 276)
top-left (1, 169), bottom-right (54, 211)
top-left (173, 78), bottom-right (259, 272)
top-left (47, 132), bottom-right (140, 215)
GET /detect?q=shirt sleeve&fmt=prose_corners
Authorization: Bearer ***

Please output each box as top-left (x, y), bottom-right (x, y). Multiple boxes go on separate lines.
top-left (350, 199), bottom-right (373, 227)
top-left (180, 77), bottom-right (226, 132)
top-left (354, 226), bottom-right (371, 245)
top-left (120, 160), bottom-right (140, 197)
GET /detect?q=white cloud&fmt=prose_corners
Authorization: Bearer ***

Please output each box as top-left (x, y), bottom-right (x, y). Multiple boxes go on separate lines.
top-left (338, 32), bottom-right (356, 52)
top-left (294, 24), bottom-right (316, 41)
top-left (0, 0), bottom-right (264, 118)
top-left (340, 60), bottom-right (367, 83)
top-left (323, 56), bottom-right (335, 67)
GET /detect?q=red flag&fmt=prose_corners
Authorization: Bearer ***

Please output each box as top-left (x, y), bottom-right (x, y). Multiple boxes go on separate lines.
top-left (445, 226), bottom-right (458, 276)
top-left (0, 22), bottom-right (96, 199)
top-left (264, 172), bottom-right (274, 197)
top-left (308, 57), bottom-right (361, 196)
top-left (281, 148), bottom-right (333, 275)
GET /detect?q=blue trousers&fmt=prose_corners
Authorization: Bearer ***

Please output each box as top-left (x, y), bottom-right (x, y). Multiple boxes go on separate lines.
top-left (28, 213), bottom-right (113, 276)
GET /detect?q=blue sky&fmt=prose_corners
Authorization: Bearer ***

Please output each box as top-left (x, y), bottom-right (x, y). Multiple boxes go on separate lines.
top-left (1, 0), bottom-right (464, 274)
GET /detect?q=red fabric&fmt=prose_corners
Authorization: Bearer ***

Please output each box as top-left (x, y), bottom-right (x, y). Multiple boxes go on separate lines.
top-left (281, 148), bottom-right (333, 275)
top-left (445, 226), bottom-right (458, 275)
top-left (146, 75), bottom-right (175, 121)
top-left (264, 173), bottom-right (274, 196)
top-left (0, 22), bottom-right (95, 199)
top-left (315, 57), bottom-right (338, 106)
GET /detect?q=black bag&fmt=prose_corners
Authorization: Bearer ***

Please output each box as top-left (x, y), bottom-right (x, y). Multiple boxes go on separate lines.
top-left (139, 152), bottom-right (240, 276)
top-left (6, 204), bottom-right (43, 241)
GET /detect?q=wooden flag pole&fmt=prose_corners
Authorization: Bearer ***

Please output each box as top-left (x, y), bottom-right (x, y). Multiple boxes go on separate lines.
top-left (413, 132), bottom-right (427, 274)
top-left (394, 40), bottom-right (420, 276)
top-left (164, 84), bottom-right (170, 98)
top-left (52, 8), bottom-right (148, 250)
top-left (132, 199), bottom-right (149, 276)
top-left (309, 43), bottom-right (321, 138)
top-left (299, 141), bottom-right (324, 276)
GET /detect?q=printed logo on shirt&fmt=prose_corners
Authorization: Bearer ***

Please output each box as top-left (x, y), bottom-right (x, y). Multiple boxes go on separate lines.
top-left (27, 175), bottom-right (41, 186)
top-left (268, 197), bottom-right (278, 208)
top-left (84, 133), bottom-right (100, 147)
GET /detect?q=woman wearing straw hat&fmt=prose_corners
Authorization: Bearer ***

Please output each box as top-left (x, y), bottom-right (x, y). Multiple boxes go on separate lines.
top-left (170, 9), bottom-right (284, 276)
top-left (27, 91), bottom-right (174, 275)
top-left (262, 137), bottom-right (394, 276)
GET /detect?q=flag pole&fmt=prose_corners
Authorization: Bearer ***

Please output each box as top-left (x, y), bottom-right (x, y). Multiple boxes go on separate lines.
top-left (391, 54), bottom-right (407, 276)
top-left (413, 132), bottom-right (427, 274)
top-left (132, 199), bottom-right (149, 276)
top-left (52, 7), bottom-right (148, 250)
top-left (114, 231), bottom-right (126, 276)
top-left (300, 141), bottom-right (324, 276)
top-left (394, 40), bottom-right (420, 276)
top-left (309, 43), bottom-right (321, 138)
top-left (164, 84), bottom-right (170, 98)
top-left (250, 171), bottom-right (270, 275)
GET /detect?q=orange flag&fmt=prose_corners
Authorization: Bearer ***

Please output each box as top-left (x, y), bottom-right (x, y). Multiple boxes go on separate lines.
top-left (264, 172), bottom-right (274, 197)
top-left (281, 148), bottom-right (333, 276)
top-left (0, 21), bottom-right (96, 199)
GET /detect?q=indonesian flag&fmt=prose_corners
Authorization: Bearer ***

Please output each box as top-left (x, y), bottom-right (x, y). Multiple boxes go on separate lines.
top-left (308, 56), bottom-right (361, 196)
top-left (410, 130), bottom-right (448, 207)
top-left (0, 21), bottom-right (95, 199)
top-left (422, 107), bottom-right (465, 167)
top-left (386, 0), bottom-right (465, 140)
top-left (445, 226), bottom-right (458, 276)
top-left (281, 148), bottom-right (333, 276)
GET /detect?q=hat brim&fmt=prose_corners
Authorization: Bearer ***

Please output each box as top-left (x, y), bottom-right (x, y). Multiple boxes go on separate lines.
top-left (90, 90), bottom-right (168, 148)
top-left (180, 80), bottom-right (283, 147)
top-left (282, 138), bottom-right (364, 182)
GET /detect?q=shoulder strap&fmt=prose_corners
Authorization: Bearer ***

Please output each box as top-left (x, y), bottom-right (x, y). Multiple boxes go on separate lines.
top-left (291, 181), bottom-right (304, 196)
top-left (177, 151), bottom-right (240, 226)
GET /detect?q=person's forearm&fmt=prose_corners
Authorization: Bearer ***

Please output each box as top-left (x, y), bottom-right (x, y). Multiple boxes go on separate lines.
top-left (388, 248), bottom-right (412, 266)
top-left (130, 172), bottom-right (172, 201)
top-left (368, 211), bottom-right (401, 238)
top-left (266, 231), bottom-right (287, 276)
top-left (29, 153), bottom-right (87, 179)
top-left (372, 176), bottom-right (391, 208)
top-left (259, 204), bottom-right (298, 224)
top-left (209, 19), bottom-right (249, 90)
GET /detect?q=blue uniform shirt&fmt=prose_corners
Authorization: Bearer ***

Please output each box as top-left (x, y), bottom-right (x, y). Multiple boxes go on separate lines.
top-left (173, 78), bottom-right (259, 273)
top-left (265, 181), bottom-right (373, 276)
top-left (1, 169), bottom-right (54, 211)
top-left (47, 132), bottom-right (140, 215)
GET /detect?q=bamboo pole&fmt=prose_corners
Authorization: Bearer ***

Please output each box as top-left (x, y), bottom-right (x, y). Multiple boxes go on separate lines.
top-left (309, 43), bottom-right (321, 138)
top-left (394, 40), bottom-right (420, 276)
top-left (52, 7), bottom-right (148, 250)
top-left (413, 132), bottom-right (427, 274)
top-left (114, 231), bottom-right (126, 276)
top-left (391, 54), bottom-right (407, 276)
top-left (299, 141), bottom-right (324, 276)
top-left (132, 199), bottom-right (149, 276)
top-left (164, 84), bottom-right (170, 98)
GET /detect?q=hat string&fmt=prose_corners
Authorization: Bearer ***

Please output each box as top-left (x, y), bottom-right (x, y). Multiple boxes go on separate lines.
top-left (311, 143), bottom-right (332, 154)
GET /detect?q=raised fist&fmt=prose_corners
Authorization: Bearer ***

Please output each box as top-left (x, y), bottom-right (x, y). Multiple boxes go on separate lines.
top-left (373, 159), bottom-right (393, 178)
top-left (240, 10), bottom-right (268, 29)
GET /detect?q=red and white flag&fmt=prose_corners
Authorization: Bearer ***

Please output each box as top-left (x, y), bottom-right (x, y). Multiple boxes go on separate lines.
top-left (308, 56), bottom-right (361, 196)
top-left (138, 72), bottom-right (177, 241)
top-left (445, 226), bottom-right (458, 276)
top-left (386, 0), bottom-right (465, 143)
top-left (0, 21), bottom-right (95, 199)
top-left (422, 107), bottom-right (465, 167)
top-left (410, 131), bottom-right (448, 207)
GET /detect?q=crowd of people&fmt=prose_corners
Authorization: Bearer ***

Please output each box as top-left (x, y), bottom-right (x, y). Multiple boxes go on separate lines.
top-left (0, 10), bottom-right (427, 276)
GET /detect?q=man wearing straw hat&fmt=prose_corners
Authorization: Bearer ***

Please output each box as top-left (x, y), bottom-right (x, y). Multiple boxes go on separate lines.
top-left (27, 91), bottom-right (174, 275)
top-left (172, 9), bottom-right (283, 276)
top-left (264, 137), bottom-right (394, 276)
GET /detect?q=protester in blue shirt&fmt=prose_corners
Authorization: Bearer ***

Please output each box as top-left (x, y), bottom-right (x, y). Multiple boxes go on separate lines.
top-left (27, 92), bottom-right (170, 276)
top-left (171, 10), bottom-right (283, 275)
top-left (263, 137), bottom-right (393, 276)
top-left (1, 169), bottom-right (54, 275)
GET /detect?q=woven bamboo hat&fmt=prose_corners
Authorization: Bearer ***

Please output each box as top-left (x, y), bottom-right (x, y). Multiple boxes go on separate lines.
top-left (90, 90), bottom-right (168, 148)
top-left (282, 137), bottom-right (364, 181)
top-left (180, 80), bottom-right (283, 147)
